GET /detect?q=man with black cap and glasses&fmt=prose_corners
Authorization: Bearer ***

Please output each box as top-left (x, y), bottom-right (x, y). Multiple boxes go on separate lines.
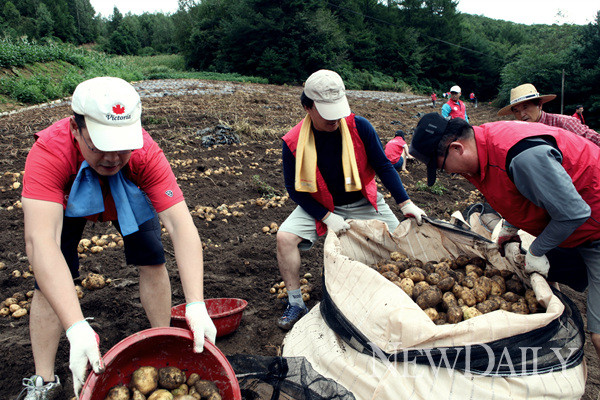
top-left (410, 112), bottom-right (600, 361)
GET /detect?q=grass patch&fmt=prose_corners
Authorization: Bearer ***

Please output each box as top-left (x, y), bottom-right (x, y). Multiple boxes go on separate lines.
top-left (251, 175), bottom-right (280, 198)
top-left (414, 180), bottom-right (447, 195)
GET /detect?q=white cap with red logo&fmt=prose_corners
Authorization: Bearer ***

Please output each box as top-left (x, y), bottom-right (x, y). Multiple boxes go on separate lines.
top-left (71, 76), bottom-right (143, 152)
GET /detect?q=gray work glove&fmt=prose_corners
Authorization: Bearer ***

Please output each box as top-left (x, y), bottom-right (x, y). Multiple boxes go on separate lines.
top-left (322, 213), bottom-right (351, 234)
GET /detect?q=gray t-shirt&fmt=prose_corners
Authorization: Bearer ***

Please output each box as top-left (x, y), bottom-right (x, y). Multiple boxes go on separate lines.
top-left (508, 138), bottom-right (590, 255)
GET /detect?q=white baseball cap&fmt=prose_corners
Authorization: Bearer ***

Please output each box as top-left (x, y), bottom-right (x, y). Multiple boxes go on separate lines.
top-left (71, 77), bottom-right (143, 152)
top-left (303, 70), bottom-right (351, 120)
top-left (450, 85), bottom-right (461, 93)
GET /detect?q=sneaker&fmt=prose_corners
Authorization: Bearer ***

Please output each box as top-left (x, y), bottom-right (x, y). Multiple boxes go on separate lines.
top-left (277, 303), bottom-right (309, 330)
top-left (18, 375), bottom-right (61, 400)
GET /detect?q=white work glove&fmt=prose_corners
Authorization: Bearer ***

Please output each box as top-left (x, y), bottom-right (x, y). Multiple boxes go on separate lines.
top-left (65, 319), bottom-right (104, 398)
top-left (322, 213), bottom-right (350, 234)
top-left (400, 201), bottom-right (426, 225)
top-left (496, 223), bottom-right (521, 256)
top-left (525, 249), bottom-right (551, 278)
top-left (186, 301), bottom-right (217, 353)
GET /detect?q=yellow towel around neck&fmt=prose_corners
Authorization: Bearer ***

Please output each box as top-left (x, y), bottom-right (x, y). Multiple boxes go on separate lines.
top-left (295, 114), bottom-right (362, 193)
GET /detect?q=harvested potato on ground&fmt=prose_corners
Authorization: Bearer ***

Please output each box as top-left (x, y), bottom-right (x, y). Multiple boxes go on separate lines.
top-left (148, 389), bottom-right (173, 400)
top-left (132, 388), bottom-right (146, 400)
top-left (12, 308), bottom-right (27, 318)
top-left (105, 384), bottom-right (130, 400)
top-left (194, 380), bottom-right (220, 398)
top-left (131, 366), bottom-right (159, 395)
top-left (158, 366), bottom-right (186, 390)
top-left (81, 272), bottom-right (106, 290)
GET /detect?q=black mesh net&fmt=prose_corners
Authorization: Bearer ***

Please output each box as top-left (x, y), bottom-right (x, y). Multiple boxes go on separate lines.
top-left (227, 355), bottom-right (356, 400)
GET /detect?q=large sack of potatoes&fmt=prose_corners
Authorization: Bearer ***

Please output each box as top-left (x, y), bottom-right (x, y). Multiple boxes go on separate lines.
top-left (282, 218), bottom-right (586, 400)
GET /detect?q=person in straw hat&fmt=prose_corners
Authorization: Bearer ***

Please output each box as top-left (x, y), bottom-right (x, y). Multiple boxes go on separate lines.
top-left (498, 83), bottom-right (600, 146)
top-left (19, 77), bottom-right (216, 399)
top-left (410, 112), bottom-right (600, 360)
top-left (275, 69), bottom-right (427, 330)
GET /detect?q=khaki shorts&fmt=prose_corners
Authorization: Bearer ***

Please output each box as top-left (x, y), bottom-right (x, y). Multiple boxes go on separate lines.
top-left (279, 192), bottom-right (399, 250)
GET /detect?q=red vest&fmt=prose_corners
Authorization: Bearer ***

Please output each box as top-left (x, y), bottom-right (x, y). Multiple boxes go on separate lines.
top-left (465, 121), bottom-right (600, 247)
top-left (445, 99), bottom-right (467, 120)
top-left (282, 114), bottom-right (378, 236)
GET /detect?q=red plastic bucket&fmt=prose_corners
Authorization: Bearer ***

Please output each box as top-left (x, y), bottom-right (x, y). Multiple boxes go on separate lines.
top-left (79, 327), bottom-right (241, 400)
top-left (171, 298), bottom-right (248, 337)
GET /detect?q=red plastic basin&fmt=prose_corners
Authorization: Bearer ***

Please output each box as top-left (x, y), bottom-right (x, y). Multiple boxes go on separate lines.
top-left (171, 298), bottom-right (248, 337)
top-left (79, 327), bottom-right (241, 400)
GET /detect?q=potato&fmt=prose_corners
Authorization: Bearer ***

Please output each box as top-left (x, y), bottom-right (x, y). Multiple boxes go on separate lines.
top-left (422, 261), bottom-right (437, 274)
top-left (465, 264), bottom-right (483, 277)
top-left (511, 299), bottom-right (530, 314)
top-left (474, 276), bottom-right (492, 296)
top-left (408, 259), bottom-right (424, 269)
top-left (105, 385), bottom-right (130, 400)
top-left (378, 263), bottom-right (399, 275)
top-left (424, 307), bottom-right (438, 321)
top-left (455, 255), bottom-right (469, 268)
top-left (468, 257), bottom-right (487, 269)
top-left (476, 299), bottom-right (500, 314)
top-left (451, 283), bottom-right (463, 297)
top-left (159, 367), bottom-right (186, 390)
top-left (524, 289), bottom-right (542, 313)
top-left (186, 373), bottom-right (200, 387)
top-left (390, 251), bottom-right (409, 261)
top-left (396, 278), bottom-right (414, 297)
top-left (171, 384), bottom-right (189, 396)
top-left (502, 292), bottom-right (522, 303)
top-left (442, 292), bottom-right (458, 310)
top-left (472, 287), bottom-right (487, 303)
top-left (131, 366), bottom-right (159, 395)
top-left (81, 272), bottom-right (106, 290)
top-left (132, 389), bottom-right (146, 400)
top-left (437, 276), bottom-right (455, 292)
top-left (462, 276), bottom-right (475, 289)
top-left (205, 393), bottom-right (222, 400)
top-left (416, 287), bottom-right (442, 309)
top-left (148, 390), bottom-right (173, 400)
top-left (447, 306), bottom-right (463, 323)
top-left (194, 380), bottom-right (219, 397)
top-left (463, 306), bottom-right (483, 320)
top-left (12, 308), bottom-right (27, 318)
top-left (490, 281), bottom-right (505, 296)
top-left (412, 281), bottom-right (430, 299)
top-left (0, 308), bottom-right (9, 316)
top-left (426, 272), bottom-right (442, 285)
top-left (381, 271), bottom-right (399, 282)
top-left (505, 278), bottom-right (525, 295)
top-left (459, 288), bottom-right (477, 307)
top-left (484, 266), bottom-right (501, 278)
top-left (489, 295), bottom-right (511, 312)
top-left (404, 267), bottom-right (426, 283)
top-left (173, 396), bottom-right (197, 400)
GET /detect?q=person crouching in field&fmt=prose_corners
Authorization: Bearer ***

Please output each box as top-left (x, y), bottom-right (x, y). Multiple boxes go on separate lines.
top-left (384, 130), bottom-right (413, 172)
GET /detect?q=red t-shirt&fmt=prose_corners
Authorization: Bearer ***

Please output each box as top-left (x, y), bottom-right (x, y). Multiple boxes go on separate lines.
top-left (22, 117), bottom-right (184, 222)
top-left (384, 136), bottom-right (407, 164)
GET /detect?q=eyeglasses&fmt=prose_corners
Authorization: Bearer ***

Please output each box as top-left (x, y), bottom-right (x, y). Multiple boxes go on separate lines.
top-left (78, 128), bottom-right (132, 155)
top-left (440, 136), bottom-right (458, 172)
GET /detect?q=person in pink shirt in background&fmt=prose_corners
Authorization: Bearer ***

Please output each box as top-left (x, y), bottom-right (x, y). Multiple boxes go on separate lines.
top-left (384, 130), bottom-right (413, 172)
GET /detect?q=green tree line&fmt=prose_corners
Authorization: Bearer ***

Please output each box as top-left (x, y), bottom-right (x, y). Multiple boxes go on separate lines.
top-left (1, 0), bottom-right (599, 126)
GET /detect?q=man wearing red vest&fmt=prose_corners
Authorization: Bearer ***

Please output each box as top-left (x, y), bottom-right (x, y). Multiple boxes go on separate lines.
top-left (410, 112), bottom-right (600, 360)
top-left (277, 70), bottom-right (427, 330)
top-left (441, 85), bottom-right (469, 122)
top-left (573, 105), bottom-right (585, 124)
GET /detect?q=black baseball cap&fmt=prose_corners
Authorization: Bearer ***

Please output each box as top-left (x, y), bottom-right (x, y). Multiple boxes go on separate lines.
top-left (409, 113), bottom-right (449, 186)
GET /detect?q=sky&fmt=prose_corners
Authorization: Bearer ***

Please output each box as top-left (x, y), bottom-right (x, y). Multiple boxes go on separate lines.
top-left (89, 0), bottom-right (599, 26)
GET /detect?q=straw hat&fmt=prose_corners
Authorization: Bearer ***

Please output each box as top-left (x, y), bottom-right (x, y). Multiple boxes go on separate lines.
top-left (497, 83), bottom-right (556, 116)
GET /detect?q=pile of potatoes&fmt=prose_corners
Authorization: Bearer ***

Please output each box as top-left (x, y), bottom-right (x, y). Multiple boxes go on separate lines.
top-left (0, 290), bottom-right (33, 319)
top-left (81, 272), bottom-right (109, 290)
top-left (105, 365), bottom-right (221, 400)
top-left (374, 251), bottom-right (543, 325)
top-left (270, 273), bottom-right (313, 302)
top-left (78, 234), bottom-right (124, 258)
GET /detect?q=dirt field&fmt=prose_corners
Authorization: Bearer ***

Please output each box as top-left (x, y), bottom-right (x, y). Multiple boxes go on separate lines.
top-left (0, 80), bottom-right (597, 399)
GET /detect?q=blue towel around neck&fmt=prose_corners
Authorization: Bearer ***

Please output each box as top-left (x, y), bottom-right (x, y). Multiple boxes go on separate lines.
top-left (65, 161), bottom-right (155, 236)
